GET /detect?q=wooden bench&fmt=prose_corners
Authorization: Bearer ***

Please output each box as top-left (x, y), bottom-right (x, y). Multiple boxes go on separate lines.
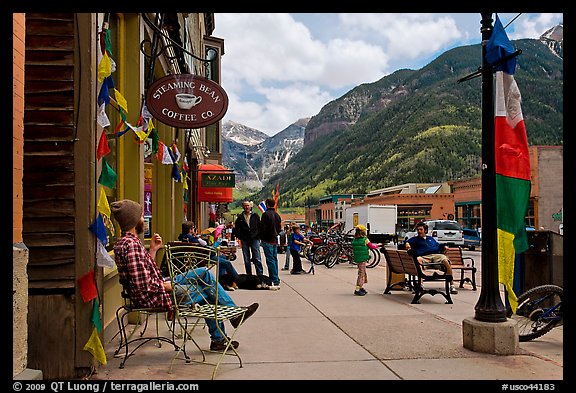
top-left (381, 248), bottom-right (453, 304)
top-left (444, 247), bottom-right (477, 290)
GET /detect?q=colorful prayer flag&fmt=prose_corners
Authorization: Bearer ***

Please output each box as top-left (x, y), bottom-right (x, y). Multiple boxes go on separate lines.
top-left (91, 298), bottom-right (103, 333)
top-left (150, 129), bottom-right (159, 154)
top-left (83, 327), bottom-right (107, 365)
top-left (97, 51), bottom-right (112, 83)
top-left (113, 88), bottom-right (128, 114)
top-left (89, 213), bottom-right (108, 246)
top-left (98, 157), bottom-right (117, 188)
top-left (488, 15), bottom-right (531, 313)
top-left (78, 270), bottom-right (98, 303)
top-left (97, 131), bottom-right (111, 160)
top-left (171, 163), bottom-right (181, 182)
top-left (97, 186), bottom-right (111, 218)
top-left (97, 103), bottom-right (110, 128)
top-left (96, 240), bottom-right (115, 269)
top-left (171, 142), bottom-right (181, 163)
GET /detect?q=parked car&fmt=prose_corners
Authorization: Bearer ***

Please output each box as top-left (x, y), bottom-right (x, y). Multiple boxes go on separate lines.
top-left (462, 228), bottom-right (481, 250)
top-left (399, 219), bottom-right (465, 249)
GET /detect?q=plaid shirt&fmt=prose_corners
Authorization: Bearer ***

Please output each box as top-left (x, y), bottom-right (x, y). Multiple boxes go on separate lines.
top-left (114, 232), bottom-right (173, 310)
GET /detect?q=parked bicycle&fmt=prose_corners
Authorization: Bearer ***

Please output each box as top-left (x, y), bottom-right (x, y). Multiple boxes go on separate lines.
top-left (506, 284), bottom-right (563, 342)
top-left (313, 229), bottom-right (381, 268)
top-left (312, 232), bottom-right (344, 266)
top-left (311, 230), bottom-right (350, 268)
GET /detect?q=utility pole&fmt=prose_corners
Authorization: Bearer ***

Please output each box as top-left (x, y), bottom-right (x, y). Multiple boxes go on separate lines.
top-left (474, 12), bottom-right (507, 322)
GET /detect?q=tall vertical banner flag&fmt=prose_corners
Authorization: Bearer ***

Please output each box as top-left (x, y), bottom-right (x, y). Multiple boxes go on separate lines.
top-left (488, 15), bottom-right (531, 313)
top-left (273, 183), bottom-right (280, 207)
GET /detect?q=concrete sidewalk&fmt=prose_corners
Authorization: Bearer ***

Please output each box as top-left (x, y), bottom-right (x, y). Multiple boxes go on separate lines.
top-left (92, 250), bottom-right (563, 382)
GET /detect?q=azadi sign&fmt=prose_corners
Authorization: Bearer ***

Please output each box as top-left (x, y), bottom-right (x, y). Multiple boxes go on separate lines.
top-left (201, 172), bottom-right (235, 188)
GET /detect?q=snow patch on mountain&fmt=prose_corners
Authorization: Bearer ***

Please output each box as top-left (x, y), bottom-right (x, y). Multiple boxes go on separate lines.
top-left (222, 119), bottom-right (309, 193)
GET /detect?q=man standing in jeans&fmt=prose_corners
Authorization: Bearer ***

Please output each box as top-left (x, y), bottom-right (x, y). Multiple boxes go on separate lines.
top-left (259, 198), bottom-right (282, 287)
top-left (233, 200), bottom-right (263, 276)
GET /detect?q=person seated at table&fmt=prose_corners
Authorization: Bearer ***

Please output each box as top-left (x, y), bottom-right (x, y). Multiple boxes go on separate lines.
top-left (178, 221), bottom-right (238, 290)
top-left (179, 221), bottom-right (207, 245)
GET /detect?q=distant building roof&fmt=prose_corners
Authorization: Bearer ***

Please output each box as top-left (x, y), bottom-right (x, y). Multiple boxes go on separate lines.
top-left (319, 194), bottom-right (365, 203)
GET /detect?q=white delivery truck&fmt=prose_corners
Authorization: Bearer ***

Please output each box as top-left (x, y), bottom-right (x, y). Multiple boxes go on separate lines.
top-left (345, 204), bottom-right (398, 244)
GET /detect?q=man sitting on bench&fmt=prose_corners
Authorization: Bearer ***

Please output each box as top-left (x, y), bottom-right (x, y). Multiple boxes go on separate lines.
top-left (404, 221), bottom-right (458, 295)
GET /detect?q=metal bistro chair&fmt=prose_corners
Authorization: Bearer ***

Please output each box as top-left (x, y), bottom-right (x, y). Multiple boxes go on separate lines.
top-left (113, 277), bottom-right (179, 369)
top-left (164, 243), bottom-right (250, 379)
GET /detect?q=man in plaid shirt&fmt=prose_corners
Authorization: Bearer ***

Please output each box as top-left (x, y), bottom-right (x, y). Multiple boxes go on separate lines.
top-left (114, 231), bottom-right (172, 309)
top-left (111, 199), bottom-right (258, 351)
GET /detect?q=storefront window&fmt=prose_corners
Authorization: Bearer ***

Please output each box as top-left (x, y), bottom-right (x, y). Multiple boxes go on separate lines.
top-left (397, 205), bottom-right (432, 233)
top-left (525, 199), bottom-right (535, 228)
top-left (456, 202), bottom-right (481, 230)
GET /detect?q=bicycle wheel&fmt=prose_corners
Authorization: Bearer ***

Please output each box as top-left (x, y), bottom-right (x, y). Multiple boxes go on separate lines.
top-left (312, 245), bottom-right (330, 265)
top-left (366, 248), bottom-right (380, 268)
top-left (324, 248), bottom-right (339, 268)
top-left (507, 284), bottom-right (563, 342)
top-left (339, 244), bottom-right (353, 264)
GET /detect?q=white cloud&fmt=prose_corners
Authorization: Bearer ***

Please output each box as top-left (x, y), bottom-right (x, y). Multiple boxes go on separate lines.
top-left (319, 39), bottom-right (389, 88)
top-left (338, 13), bottom-right (463, 59)
top-left (506, 13), bottom-right (563, 40)
top-left (217, 13), bottom-right (323, 87)
top-left (225, 83), bottom-right (334, 134)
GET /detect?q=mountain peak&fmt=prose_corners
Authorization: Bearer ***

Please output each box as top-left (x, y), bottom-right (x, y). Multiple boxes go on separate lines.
top-left (223, 120), bottom-right (268, 146)
top-left (222, 120), bottom-right (306, 193)
top-left (540, 23), bottom-right (563, 42)
top-left (539, 23), bottom-right (563, 59)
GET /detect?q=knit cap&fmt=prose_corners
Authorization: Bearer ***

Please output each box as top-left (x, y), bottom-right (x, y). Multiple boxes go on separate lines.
top-left (110, 199), bottom-right (143, 231)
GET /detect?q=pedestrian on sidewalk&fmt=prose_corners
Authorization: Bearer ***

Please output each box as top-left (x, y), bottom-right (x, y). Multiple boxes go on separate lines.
top-left (233, 200), bottom-right (264, 276)
top-left (289, 224), bottom-right (312, 274)
top-left (351, 225), bottom-right (379, 296)
top-left (282, 224), bottom-right (292, 271)
top-left (259, 198), bottom-right (282, 287)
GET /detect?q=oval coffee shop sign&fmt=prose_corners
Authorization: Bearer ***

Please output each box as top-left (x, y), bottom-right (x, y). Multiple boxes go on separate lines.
top-left (146, 74), bottom-right (229, 129)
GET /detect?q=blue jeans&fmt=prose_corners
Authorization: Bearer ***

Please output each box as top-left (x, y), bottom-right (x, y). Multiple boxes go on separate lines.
top-left (214, 255), bottom-right (239, 281)
top-left (241, 239), bottom-right (263, 276)
top-left (283, 246), bottom-right (291, 269)
top-left (173, 267), bottom-right (236, 342)
top-left (261, 242), bottom-right (280, 285)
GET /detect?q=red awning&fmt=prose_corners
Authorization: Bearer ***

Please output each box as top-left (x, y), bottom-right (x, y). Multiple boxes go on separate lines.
top-left (197, 164), bottom-right (233, 203)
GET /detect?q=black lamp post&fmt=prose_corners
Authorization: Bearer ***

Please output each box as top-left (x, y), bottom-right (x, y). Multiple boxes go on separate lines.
top-left (474, 12), bottom-right (508, 322)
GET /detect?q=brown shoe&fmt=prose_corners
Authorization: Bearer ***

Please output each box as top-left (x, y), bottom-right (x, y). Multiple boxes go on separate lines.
top-left (230, 302), bottom-right (259, 328)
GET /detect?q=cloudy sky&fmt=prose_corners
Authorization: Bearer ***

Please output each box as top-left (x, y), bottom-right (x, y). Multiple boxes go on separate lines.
top-left (212, 13), bottom-right (563, 136)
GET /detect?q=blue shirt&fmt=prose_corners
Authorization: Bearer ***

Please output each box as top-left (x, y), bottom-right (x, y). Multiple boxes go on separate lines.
top-left (290, 232), bottom-right (304, 252)
top-left (406, 235), bottom-right (442, 257)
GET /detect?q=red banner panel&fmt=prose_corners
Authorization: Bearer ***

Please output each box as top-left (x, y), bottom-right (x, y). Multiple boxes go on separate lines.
top-left (197, 164), bottom-right (233, 202)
